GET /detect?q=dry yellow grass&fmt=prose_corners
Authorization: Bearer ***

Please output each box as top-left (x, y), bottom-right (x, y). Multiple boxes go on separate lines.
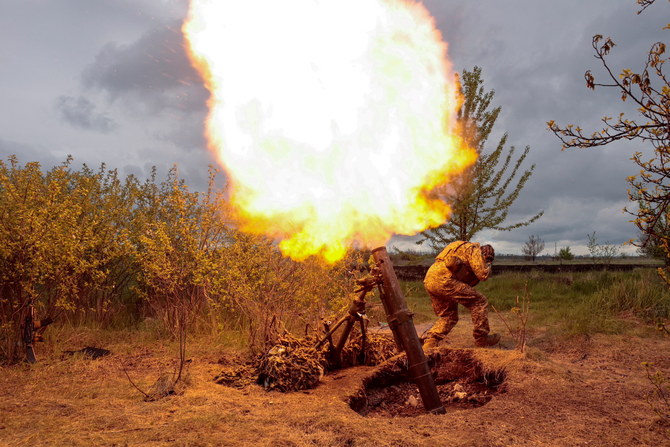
top-left (1, 321), bottom-right (669, 446)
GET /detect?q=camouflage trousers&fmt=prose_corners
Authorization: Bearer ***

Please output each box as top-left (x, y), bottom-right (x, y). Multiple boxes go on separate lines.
top-left (423, 278), bottom-right (490, 342)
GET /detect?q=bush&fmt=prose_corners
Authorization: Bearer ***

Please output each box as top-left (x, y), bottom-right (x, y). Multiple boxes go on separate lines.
top-left (558, 246), bottom-right (574, 261)
top-left (0, 157), bottom-right (355, 363)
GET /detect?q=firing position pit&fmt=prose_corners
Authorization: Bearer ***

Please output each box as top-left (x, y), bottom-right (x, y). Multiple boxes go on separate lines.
top-left (348, 347), bottom-right (507, 417)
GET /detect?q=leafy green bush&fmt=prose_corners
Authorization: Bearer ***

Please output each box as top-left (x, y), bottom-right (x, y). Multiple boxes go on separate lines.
top-left (0, 157), bottom-right (355, 363)
top-left (558, 246), bottom-right (574, 261)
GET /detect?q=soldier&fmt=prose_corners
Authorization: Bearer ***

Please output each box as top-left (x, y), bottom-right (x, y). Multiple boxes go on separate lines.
top-left (422, 241), bottom-right (500, 349)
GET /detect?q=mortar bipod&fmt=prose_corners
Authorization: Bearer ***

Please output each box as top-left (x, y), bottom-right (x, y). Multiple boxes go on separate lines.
top-left (315, 269), bottom-right (382, 368)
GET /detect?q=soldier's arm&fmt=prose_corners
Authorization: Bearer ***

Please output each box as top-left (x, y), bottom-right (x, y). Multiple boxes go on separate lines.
top-left (468, 245), bottom-right (491, 281)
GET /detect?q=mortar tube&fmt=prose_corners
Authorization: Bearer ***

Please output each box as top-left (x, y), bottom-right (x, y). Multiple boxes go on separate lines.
top-left (371, 246), bottom-right (445, 415)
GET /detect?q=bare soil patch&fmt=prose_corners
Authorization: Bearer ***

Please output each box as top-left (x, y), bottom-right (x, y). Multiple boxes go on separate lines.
top-left (349, 348), bottom-right (507, 417)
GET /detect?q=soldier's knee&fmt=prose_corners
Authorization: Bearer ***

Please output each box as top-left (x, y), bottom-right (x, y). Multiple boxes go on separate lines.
top-left (473, 294), bottom-right (489, 307)
top-left (438, 307), bottom-right (459, 321)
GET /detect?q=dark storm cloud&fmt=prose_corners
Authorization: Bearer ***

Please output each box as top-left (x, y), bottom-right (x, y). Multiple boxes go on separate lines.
top-left (55, 95), bottom-right (117, 133)
top-left (82, 23), bottom-right (209, 114)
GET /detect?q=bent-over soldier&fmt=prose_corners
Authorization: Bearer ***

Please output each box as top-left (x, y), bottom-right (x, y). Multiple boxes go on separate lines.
top-left (422, 241), bottom-right (500, 349)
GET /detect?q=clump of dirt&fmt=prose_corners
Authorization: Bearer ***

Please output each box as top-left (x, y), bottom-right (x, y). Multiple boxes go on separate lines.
top-left (214, 361), bottom-right (255, 389)
top-left (349, 347), bottom-right (507, 417)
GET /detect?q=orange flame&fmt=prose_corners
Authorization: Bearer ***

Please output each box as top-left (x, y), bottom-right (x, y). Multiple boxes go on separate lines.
top-left (183, 0), bottom-right (476, 263)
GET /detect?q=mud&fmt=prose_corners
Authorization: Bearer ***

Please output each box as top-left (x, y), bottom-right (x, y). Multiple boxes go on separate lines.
top-left (348, 347), bottom-right (506, 417)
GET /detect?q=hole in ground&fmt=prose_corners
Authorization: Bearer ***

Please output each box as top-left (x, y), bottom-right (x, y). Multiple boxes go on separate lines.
top-left (348, 348), bottom-right (507, 417)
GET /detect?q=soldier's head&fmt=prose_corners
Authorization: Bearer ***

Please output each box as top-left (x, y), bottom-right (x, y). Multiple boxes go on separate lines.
top-left (480, 244), bottom-right (495, 263)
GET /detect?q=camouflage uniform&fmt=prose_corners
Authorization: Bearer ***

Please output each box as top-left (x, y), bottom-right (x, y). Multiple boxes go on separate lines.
top-left (423, 241), bottom-right (493, 344)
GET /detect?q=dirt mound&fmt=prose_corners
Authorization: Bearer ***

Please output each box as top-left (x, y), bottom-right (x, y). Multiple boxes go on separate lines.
top-left (348, 347), bottom-right (507, 417)
top-left (214, 361), bottom-right (256, 389)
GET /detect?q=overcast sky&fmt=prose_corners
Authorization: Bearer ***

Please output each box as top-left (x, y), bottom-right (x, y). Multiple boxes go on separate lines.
top-left (1, 0), bottom-right (667, 255)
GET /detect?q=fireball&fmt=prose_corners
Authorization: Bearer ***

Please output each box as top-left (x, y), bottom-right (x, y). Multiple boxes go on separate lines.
top-left (183, 0), bottom-right (475, 263)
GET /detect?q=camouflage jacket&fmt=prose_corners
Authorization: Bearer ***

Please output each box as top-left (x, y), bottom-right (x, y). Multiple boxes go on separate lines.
top-left (425, 241), bottom-right (492, 288)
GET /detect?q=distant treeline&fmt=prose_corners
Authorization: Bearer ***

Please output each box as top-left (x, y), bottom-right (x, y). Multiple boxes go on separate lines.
top-left (394, 263), bottom-right (663, 281)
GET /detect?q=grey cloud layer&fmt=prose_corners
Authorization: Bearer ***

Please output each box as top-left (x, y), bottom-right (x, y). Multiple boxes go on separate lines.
top-left (82, 24), bottom-right (209, 114)
top-left (56, 96), bottom-right (117, 133)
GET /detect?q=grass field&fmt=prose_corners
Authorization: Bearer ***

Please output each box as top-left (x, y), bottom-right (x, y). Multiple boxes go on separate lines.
top-left (402, 268), bottom-right (670, 336)
top-left (494, 256), bottom-right (665, 266)
top-left (390, 250), bottom-right (665, 267)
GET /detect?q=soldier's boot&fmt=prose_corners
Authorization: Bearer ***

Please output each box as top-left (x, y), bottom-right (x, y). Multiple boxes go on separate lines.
top-left (474, 333), bottom-right (500, 347)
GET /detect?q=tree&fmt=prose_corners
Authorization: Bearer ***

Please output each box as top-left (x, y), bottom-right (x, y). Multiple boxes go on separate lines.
top-left (0, 156), bottom-right (139, 363)
top-left (522, 235), bottom-right (545, 262)
top-left (586, 231), bottom-right (620, 264)
top-left (558, 246), bottom-right (575, 262)
top-left (132, 166), bottom-right (231, 385)
top-left (213, 231), bottom-right (353, 354)
top-left (420, 67), bottom-right (543, 250)
top-left (57, 163), bottom-right (140, 326)
top-left (637, 200), bottom-right (669, 261)
top-left (548, 0), bottom-right (669, 283)
top-left (0, 157), bottom-right (64, 363)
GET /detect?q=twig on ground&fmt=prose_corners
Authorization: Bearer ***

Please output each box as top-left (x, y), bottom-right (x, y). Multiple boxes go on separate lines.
top-left (121, 364), bottom-right (152, 400)
top-left (642, 362), bottom-right (670, 425)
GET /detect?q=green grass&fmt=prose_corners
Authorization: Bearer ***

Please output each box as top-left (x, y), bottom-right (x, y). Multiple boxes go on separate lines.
top-left (400, 281), bottom-right (435, 323)
top-left (493, 256), bottom-right (664, 266)
top-left (401, 268), bottom-right (670, 336)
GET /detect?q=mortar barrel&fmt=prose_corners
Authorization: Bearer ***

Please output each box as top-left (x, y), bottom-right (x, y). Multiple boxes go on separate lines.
top-left (371, 246), bottom-right (445, 415)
